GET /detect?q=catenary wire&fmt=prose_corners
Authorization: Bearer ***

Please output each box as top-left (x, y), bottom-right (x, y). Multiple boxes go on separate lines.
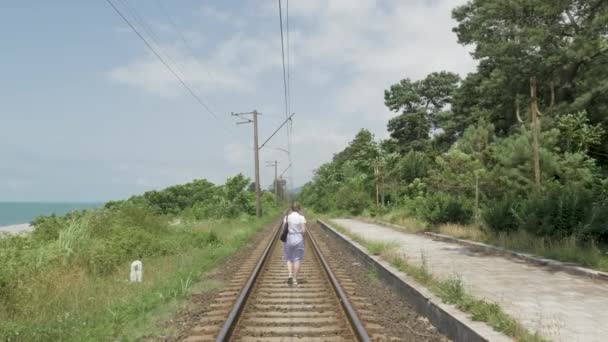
top-left (153, 0), bottom-right (220, 87)
top-left (286, 0), bottom-right (295, 193)
top-left (278, 0), bottom-right (294, 193)
top-left (105, 0), bottom-right (237, 137)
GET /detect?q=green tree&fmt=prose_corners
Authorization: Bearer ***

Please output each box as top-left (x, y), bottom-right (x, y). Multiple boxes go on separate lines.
top-left (384, 72), bottom-right (460, 152)
top-left (333, 129), bottom-right (379, 173)
top-left (426, 149), bottom-right (485, 198)
top-left (557, 111), bottom-right (605, 153)
top-left (452, 0), bottom-right (608, 147)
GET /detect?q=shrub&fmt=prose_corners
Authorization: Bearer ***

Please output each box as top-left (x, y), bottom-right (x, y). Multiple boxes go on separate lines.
top-left (579, 206), bottom-right (608, 243)
top-left (482, 196), bottom-right (519, 233)
top-left (396, 150), bottom-right (431, 183)
top-left (80, 241), bottom-right (122, 275)
top-left (31, 214), bottom-right (64, 241)
top-left (336, 186), bottom-right (369, 215)
top-left (514, 185), bottom-right (594, 239)
top-left (109, 205), bottom-right (167, 234)
top-left (418, 192), bottom-right (473, 225)
top-left (367, 205), bottom-right (389, 217)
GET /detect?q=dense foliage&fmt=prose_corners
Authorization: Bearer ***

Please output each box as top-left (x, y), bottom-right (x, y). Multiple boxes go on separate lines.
top-left (1, 175), bottom-right (278, 316)
top-left (103, 173), bottom-right (276, 219)
top-left (300, 0), bottom-right (608, 245)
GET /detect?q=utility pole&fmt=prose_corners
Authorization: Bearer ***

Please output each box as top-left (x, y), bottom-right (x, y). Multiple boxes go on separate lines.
top-left (530, 77), bottom-right (541, 190)
top-left (231, 110), bottom-right (295, 216)
top-left (266, 160), bottom-right (279, 201)
top-left (253, 110), bottom-right (261, 217)
top-left (475, 171), bottom-right (480, 224)
top-left (373, 159), bottom-right (380, 206)
top-left (232, 110), bottom-right (262, 217)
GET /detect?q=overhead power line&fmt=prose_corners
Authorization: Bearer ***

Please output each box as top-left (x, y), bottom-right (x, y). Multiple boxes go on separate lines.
top-left (278, 0), bottom-right (290, 123)
top-left (153, 0), bottom-right (219, 86)
top-left (104, 0), bottom-right (235, 135)
top-left (117, 0), bottom-right (217, 108)
top-left (278, 0), bottom-right (295, 195)
top-left (286, 0), bottom-right (291, 117)
top-left (117, 0), bottom-right (197, 95)
top-left (286, 0), bottom-right (295, 194)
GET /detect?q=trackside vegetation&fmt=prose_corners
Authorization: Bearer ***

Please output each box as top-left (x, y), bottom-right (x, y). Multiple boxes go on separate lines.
top-left (0, 174), bottom-right (280, 341)
top-left (300, 0), bottom-right (608, 270)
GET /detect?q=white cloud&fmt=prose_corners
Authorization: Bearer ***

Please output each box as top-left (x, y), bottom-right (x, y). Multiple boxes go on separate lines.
top-left (106, 0), bottom-right (477, 189)
top-left (224, 142), bottom-right (251, 165)
top-left (108, 20), bottom-right (282, 97)
top-left (199, 6), bottom-right (232, 23)
top-left (290, 0), bottom-right (475, 114)
top-left (108, 42), bottom-right (267, 97)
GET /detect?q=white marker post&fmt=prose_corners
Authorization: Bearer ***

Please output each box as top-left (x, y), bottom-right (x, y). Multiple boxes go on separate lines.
top-left (130, 260), bottom-right (143, 282)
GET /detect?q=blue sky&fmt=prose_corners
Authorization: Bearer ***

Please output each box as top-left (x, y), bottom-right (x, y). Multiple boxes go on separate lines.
top-left (0, 0), bottom-right (476, 202)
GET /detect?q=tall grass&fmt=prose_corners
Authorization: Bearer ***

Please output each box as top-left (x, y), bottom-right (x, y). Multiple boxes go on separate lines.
top-left (0, 207), bottom-right (279, 341)
top-left (437, 223), bottom-right (485, 241)
top-left (365, 208), bottom-right (428, 234)
top-left (358, 208), bottom-right (608, 272)
top-left (486, 230), bottom-right (608, 270)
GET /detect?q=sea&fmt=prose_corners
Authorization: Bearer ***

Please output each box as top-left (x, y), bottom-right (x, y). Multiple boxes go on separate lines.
top-left (0, 202), bottom-right (102, 226)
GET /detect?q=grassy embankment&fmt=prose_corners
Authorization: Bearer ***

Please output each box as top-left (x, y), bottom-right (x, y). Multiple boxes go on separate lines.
top-left (0, 206), bottom-right (279, 341)
top-left (360, 208), bottom-right (608, 272)
top-left (325, 218), bottom-right (546, 342)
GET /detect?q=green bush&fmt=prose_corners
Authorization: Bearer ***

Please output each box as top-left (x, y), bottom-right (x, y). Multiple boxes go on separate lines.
top-left (367, 205), bottom-right (390, 217)
top-left (514, 185), bottom-right (595, 240)
top-left (80, 241), bottom-right (122, 275)
top-left (104, 174), bottom-right (262, 220)
top-left (482, 196), bottom-right (519, 233)
top-left (31, 214), bottom-right (64, 241)
top-left (336, 186), bottom-right (369, 215)
top-left (578, 206), bottom-right (608, 243)
top-left (418, 192), bottom-right (473, 225)
top-left (396, 150), bottom-right (431, 183)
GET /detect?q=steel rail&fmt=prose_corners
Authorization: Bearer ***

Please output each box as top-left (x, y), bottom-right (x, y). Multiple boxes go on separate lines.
top-left (216, 217), bottom-right (371, 341)
top-left (215, 219), bottom-right (283, 341)
top-left (307, 229), bottom-right (372, 342)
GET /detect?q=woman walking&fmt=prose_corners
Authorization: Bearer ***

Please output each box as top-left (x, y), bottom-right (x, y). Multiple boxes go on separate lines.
top-left (284, 202), bottom-right (306, 286)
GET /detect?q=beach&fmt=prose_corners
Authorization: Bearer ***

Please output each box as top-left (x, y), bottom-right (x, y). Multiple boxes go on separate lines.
top-left (0, 223), bottom-right (33, 235)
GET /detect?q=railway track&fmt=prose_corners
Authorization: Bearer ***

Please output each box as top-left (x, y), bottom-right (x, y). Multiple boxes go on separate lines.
top-left (184, 220), bottom-right (376, 341)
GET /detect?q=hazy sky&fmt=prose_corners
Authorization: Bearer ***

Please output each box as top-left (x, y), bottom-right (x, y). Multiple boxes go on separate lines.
top-left (0, 0), bottom-right (476, 202)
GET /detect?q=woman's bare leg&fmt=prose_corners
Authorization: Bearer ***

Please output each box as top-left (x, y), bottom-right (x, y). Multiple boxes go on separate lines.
top-left (287, 261), bottom-right (293, 278)
top-left (293, 261), bottom-right (301, 280)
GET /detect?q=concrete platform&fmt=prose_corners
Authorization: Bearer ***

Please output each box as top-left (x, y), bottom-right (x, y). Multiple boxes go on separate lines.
top-left (333, 218), bottom-right (608, 342)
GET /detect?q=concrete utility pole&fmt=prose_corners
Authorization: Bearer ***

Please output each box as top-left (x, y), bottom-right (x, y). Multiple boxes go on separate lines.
top-left (266, 160), bottom-right (279, 200)
top-left (253, 111), bottom-right (261, 217)
top-left (475, 171), bottom-right (480, 223)
top-left (373, 160), bottom-right (380, 206)
top-left (232, 111), bottom-right (295, 217)
top-left (233, 110), bottom-right (262, 217)
top-left (530, 77), bottom-right (541, 190)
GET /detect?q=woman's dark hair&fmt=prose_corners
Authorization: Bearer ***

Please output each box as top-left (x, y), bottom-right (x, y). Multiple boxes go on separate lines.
top-left (290, 202), bottom-right (302, 213)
